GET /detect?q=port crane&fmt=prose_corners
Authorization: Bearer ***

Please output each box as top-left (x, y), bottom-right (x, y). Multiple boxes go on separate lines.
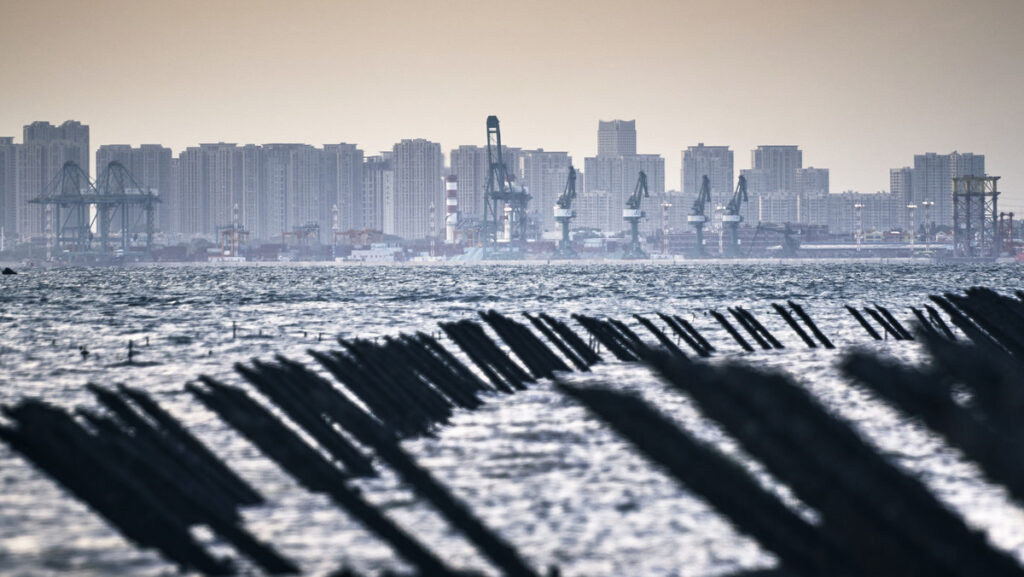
top-left (552, 165), bottom-right (577, 259)
top-left (482, 116), bottom-right (530, 254)
top-left (30, 161), bottom-right (159, 262)
top-left (686, 175), bottom-right (712, 256)
top-left (622, 171), bottom-right (649, 259)
top-left (722, 175), bottom-right (749, 257)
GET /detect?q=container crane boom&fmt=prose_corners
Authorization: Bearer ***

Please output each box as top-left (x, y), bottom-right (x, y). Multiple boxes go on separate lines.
top-left (625, 170), bottom-right (649, 210)
top-left (687, 175), bottom-right (712, 256)
top-left (556, 166), bottom-right (577, 209)
top-left (482, 115), bottom-right (531, 254)
top-left (723, 175), bottom-right (748, 257)
top-left (623, 171), bottom-right (649, 259)
top-left (725, 175), bottom-right (748, 216)
top-left (553, 165), bottom-right (578, 259)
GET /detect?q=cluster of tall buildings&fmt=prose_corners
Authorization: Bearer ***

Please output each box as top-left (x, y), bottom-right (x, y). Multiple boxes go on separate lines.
top-left (0, 121), bottom-right (90, 239)
top-left (675, 143), bottom-right (986, 235)
top-left (0, 119), bottom-right (991, 245)
top-left (449, 145), bottom-right (572, 234)
top-left (890, 152), bottom-right (985, 229)
top-left (575, 120), bottom-right (666, 233)
top-left (0, 122), bottom-right (574, 244)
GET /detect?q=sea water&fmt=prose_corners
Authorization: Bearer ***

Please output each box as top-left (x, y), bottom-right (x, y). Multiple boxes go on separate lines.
top-left (1, 262), bottom-right (1022, 576)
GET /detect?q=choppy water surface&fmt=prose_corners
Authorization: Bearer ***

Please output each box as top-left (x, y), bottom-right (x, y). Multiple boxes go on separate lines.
top-left (1, 262), bottom-right (1023, 576)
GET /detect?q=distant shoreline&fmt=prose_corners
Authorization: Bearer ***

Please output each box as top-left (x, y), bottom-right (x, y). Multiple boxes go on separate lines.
top-left (1, 257), bottom-right (977, 269)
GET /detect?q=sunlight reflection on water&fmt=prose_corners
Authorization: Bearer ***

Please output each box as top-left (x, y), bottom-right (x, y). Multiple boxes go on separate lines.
top-left (0, 262), bottom-right (1021, 576)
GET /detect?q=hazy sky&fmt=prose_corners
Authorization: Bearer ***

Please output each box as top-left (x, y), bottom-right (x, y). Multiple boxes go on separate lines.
top-left (1, 0), bottom-right (1021, 208)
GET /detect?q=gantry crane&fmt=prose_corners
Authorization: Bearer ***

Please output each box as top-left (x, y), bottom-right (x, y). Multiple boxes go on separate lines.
top-left (686, 175), bottom-right (712, 256)
top-left (722, 175), bottom-right (748, 257)
top-left (552, 165), bottom-right (577, 259)
top-left (30, 161), bottom-right (159, 262)
top-left (622, 171), bottom-right (649, 259)
top-left (482, 115), bottom-right (530, 255)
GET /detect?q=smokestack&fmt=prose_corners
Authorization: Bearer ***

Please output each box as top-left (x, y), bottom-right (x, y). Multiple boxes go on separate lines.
top-left (445, 175), bottom-right (459, 244)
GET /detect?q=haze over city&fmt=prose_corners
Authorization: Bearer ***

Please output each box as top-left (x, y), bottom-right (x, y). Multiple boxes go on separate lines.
top-left (1, 0), bottom-right (1021, 208)
top-left (7, 2), bottom-right (1024, 576)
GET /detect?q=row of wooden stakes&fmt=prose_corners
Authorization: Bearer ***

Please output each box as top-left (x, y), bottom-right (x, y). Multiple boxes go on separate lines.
top-left (2, 289), bottom-right (1022, 575)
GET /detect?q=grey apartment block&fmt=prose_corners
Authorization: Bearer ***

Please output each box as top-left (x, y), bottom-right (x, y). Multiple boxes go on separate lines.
top-left (519, 149), bottom-right (571, 232)
top-left (322, 143), bottom-right (364, 233)
top-left (597, 120), bottom-right (636, 158)
top-left (827, 191), bottom-right (902, 235)
top-left (890, 166), bottom-right (913, 228)
top-left (449, 144), bottom-right (522, 221)
top-left (586, 120), bottom-right (665, 236)
top-left (794, 167), bottom-right (829, 224)
top-left (0, 137), bottom-right (16, 240)
top-left (391, 139), bottom-right (443, 240)
top-left (362, 153), bottom-right (392, 233)
top-left (750, 145), bottom-right (802, 194)
top-left (908, 151), bottom-right (984, 227)
top-left (16, 121), bottom-right (90, 239)
top-left (682, 143), bottom-right (734, 231)
top-left (173, 143), bottom-right (242, 239)
top-left (96, 144), bottom-right (172, 235)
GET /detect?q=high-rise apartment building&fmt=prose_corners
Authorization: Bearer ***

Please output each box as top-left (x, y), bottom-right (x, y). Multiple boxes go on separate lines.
top-left (827, 191), bottom-right (902, 235)
top-left (449, 145), bottom-right (487, 220)
top-left (260, 144), bottom-right (321, 241)
top-left (173, 143), bottom-right (242, 238)
top-left (887, 152), bottom-right (984, 230)
top-left (391, 139), bottom-right (443, 240)
top-left (951, 151), bottom-right (985, 182)
top-left (519, 149), bottom-right (571, 232)
top-left (169, 156), bottom-right (182, 238)
top-left (890, 167), bottom-right (913, 228)
top-left (95, 145), bottom-right (133, 173)
top-left (585, 121), bottom-right (664, 234)
top-left (136, 145), bottom-right (174, 234)
top-left (449, 144), bottom-right (523, 221)
top-left (682, 144), bottom-right (734, 230)
top-left (259, 145), bottom-right (289, 240)
top-left (911, 153), bottom-right (951, 227)
top-left (321, 143), bottom-right (364, 233)
top-left (750, 145), bottom-right (802, 194)
top-left (362, 153), bottom-right (392, 233)
top-left (794, 167), bottom-right (829, 196)
top-left (16, 121), bottom-right (90, 239)
top-left (682, 143), bottom-right (733, 199)
top-left (95, 144), bottom-right (173, 234)
top-left (0, 137), bottom-right (16, 240)
top-left (584, 154), bottom-right (665, 233)
top-left (171, 142), bottom-right (370, 242)
top-left (756, 193), bottom-right (799, 225)
top-left (890, 167), bottom-right (913, 205)
top-left (597, 120), bottom-right (636, 157)
top-left (738, 168), bottom-right (771, 197)
top-left (575, 190), bottom-right (615, 233)
top-left (286, 145), bottom-right (321, 237)
top-left (909, 151), bottom-right (984, 227)
top-left (205, 143), bottom-right (244, 236)
top-left (238, 144), bottom-right (263, 240)
top-left (174, 147), bottom-right (206, 237)
top-left (793, 167), bottom-right (829, 224)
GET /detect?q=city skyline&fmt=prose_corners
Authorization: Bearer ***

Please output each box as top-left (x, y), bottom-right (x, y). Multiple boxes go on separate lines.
top-left (0, 0), bottom-right (1020, 212)
top-left (0, 117), bottom-right (997, 242)
top-left (0, 117), bottom-right (998, 195)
